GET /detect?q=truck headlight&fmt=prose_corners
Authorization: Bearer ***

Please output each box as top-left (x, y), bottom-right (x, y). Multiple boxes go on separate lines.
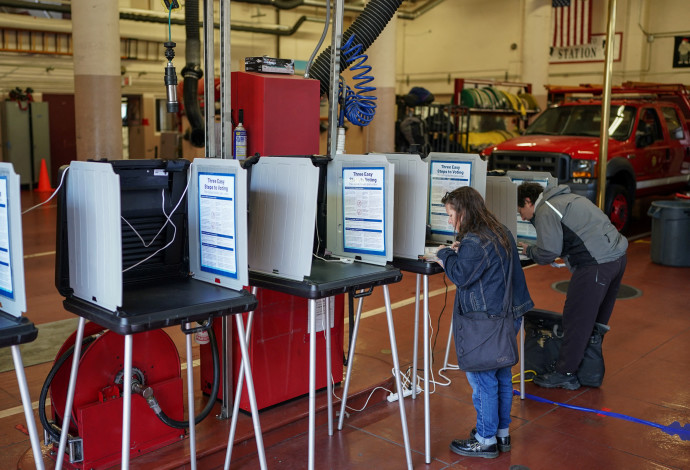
top-left (572, 159), bottom-right (595, 178)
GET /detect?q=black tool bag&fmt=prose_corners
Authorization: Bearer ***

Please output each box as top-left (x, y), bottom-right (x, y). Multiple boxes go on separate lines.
top-left (523, 309), bottom-right (610, 387)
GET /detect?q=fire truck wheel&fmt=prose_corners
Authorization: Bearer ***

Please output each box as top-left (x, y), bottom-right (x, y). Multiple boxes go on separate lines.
top-left (605, 184), bottom-right (631, 233)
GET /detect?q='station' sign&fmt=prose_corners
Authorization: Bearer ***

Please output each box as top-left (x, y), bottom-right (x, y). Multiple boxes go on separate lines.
top-left (549, 33), bottom-right (622, 64)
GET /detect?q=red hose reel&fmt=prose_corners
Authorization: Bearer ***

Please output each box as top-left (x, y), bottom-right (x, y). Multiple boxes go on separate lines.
top-left (49, 323), bottom-right (185, 469)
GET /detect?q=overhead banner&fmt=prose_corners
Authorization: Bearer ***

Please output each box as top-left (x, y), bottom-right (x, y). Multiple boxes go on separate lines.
top-left (550, 33), bottom-right (622, 64)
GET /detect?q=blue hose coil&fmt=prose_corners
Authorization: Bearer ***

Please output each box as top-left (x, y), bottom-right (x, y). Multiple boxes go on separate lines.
top-left (339, 34), bottom-right (377, 127)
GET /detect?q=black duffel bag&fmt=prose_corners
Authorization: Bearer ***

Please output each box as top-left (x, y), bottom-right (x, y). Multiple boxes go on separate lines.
top-left (523, 309), bottom-right (610, 387)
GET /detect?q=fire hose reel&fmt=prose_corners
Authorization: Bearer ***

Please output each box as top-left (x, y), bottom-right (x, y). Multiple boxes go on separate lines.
top-left (46, 326), bottom-right (184, 469)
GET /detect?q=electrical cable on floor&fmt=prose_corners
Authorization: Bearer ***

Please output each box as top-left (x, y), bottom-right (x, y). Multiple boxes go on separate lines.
top-left (435, 276), bottom-right (460, 385)
top-left (431, 275), bottom-right (449, 366)
top-left (513, 389), bottom-right (690, 441)
top-left (399, 305), bottom-right (451, 396)
top-left (512, 371), bottom-right (536, 383)
top-left (319, 305), bottom-right (395, 414)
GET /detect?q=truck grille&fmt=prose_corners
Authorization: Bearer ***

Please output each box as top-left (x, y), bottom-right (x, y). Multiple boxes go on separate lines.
top-left (490, 151), bottom-right (571, 183)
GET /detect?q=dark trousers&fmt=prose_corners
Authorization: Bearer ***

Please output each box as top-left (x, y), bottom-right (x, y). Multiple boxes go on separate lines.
top-left (556, 254), bottom-right (627, 373)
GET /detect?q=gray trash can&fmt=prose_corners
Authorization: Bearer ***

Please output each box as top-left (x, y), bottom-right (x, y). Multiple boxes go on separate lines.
top-left (647, 200), bottom-right (690, 267)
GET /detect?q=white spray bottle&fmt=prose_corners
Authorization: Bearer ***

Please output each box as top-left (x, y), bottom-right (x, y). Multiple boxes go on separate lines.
top-left (233, 109), bottom-right (247, 159)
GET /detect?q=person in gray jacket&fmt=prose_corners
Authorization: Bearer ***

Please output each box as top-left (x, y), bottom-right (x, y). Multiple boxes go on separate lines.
top-left (517, 182), bottom-right (628, 390)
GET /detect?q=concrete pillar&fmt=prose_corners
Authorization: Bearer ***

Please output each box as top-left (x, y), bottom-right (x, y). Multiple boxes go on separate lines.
top-left (522, 0), bottom-right (551, 110)
top-left (72, 0), bottom-right (123, 160)
top-left (364, 16), bottom-right (397, 154)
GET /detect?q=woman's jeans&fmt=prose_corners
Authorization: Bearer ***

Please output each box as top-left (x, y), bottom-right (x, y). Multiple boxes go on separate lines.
top-left (465, 365), bottom-right (513, 445)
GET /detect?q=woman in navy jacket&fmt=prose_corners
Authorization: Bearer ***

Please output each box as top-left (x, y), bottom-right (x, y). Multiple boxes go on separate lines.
top-left (436, 186), bottom-right (533, 459)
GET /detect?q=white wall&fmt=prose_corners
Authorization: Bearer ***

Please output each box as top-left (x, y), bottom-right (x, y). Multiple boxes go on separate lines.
top-left (396, 0), bottom-right (523, 97)
top-left (395, 0), bottom-right (690, 99)
top-left (1, 1), bottom-right (687, 102)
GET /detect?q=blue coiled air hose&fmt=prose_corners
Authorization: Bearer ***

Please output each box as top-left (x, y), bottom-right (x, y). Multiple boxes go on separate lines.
top-left (338, 34), bottom-right (377, 127)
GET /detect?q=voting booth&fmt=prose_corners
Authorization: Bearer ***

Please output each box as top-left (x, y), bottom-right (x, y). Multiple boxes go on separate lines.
top-left (200, 156), bottom-right (346, 411)
top-left (222, 153), bottom-right (409, 469)
top-left (0, 163), bottom-right (44, 469)
top-left (51, 158), bottom-right (262, 469)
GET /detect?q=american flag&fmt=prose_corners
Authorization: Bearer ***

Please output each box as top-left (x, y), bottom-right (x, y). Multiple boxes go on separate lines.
top-left (552, 0), bottom-right (592, 48)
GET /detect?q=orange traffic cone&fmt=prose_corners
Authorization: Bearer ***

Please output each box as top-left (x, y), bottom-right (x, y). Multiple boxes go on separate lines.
top-left (36, 159), bottom-right (52, 192)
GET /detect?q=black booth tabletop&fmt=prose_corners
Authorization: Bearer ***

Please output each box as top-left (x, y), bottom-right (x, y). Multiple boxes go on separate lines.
top-left (62, 277), bottom-right (257, 335)
top-left (0, 312), bottom-right (38, 348)
top-left (391, 256), bottom-right (445, 276)
top-left (249, 258), bottom-right (402, 299)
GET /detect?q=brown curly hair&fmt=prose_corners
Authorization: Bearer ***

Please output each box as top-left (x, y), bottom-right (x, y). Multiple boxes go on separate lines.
top-left (441, 186), bottom-right (512, 254)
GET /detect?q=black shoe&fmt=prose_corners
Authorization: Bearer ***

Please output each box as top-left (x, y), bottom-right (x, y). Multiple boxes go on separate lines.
top-left (449, 436), bottom-right (498, 459)
top-left (533, 371), bottom-right (581, 390)
top-left (470, 428), bottom-right (510, 452)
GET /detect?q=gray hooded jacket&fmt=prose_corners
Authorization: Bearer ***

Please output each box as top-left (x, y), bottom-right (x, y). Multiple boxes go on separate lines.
top-left (525, 185), bottom-right (628, 269)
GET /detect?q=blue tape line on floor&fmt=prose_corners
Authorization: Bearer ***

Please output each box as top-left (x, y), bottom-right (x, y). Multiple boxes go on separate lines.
top-left (513, 389), bottom-right (690, 441)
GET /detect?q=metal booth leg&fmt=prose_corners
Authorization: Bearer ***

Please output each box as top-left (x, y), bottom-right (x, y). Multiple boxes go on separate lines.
top-left (382, 285), bottom-right (413, 470)
top-left (412, 274), bottom-right (420, 401)
top-left (422, 275), bottom-right (431, 463)
top-left (185, 324), bottom-right (197, 470)
top-left (337, 296), bottom-right (364, 431)
top-left (55, 316), bottom-right (86, 470)
top-left (223, 312), bottom-right (266, 470)
top-left (442, 317), bottom-right (458, 371)
top-left (11, 345), bottom-right (45, 470)
top-left (233, 313), bottom-right (267, 469)
top-left (520, 316), bottom-right (525, 399)
top-left (325, 296), bottom-right (333, 436)
top-left (308, 298), bottom-right (317, 470)
top-left (121, 334), bottom-right (133, 470)
top-left (225, 286), bottom-right (263, 470)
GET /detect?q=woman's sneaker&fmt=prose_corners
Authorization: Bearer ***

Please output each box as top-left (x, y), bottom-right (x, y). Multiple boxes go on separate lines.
top-left (449, 436), bottom-right (498, 459)
top-left (470, 428), bottom-right (511, 452)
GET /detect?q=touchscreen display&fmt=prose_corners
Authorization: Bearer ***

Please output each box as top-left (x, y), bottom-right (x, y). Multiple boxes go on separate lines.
top-left (512, 178), bottom-right (549, 241)
top-left (428, 160), bottom-right (472, 235)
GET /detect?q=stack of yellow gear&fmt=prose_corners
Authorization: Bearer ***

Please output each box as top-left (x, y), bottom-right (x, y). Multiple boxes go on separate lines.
top-left (460, 86), bottom-right (539, 117)
top-left (464, 129), bottom-right (520, 153)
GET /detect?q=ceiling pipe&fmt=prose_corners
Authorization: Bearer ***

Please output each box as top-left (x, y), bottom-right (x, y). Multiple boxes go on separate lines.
top-left (0, 0), bottom-right (68, 13)
top-left (299, 0), bottom-right (445, 20)
top-left (0, 0), bottom-right (445, 26)
top-left (231, 0), bottom-right (306, 9)
top-left (0, 0), bottom-right (319, 36)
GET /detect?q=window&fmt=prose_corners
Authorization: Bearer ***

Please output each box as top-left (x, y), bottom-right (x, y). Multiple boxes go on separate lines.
top-left (638, 108), bottom-right (663, 142)
top-left (661, 106), bottom-right (684, 140)
top-left (121, 98), bottom-right (128, 126)
top-left (524, 105), bottom-right (635, 141)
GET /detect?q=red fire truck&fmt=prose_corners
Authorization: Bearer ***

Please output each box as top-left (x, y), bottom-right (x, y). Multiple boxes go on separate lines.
top-left (481, 82), bottom-right (690, 232)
